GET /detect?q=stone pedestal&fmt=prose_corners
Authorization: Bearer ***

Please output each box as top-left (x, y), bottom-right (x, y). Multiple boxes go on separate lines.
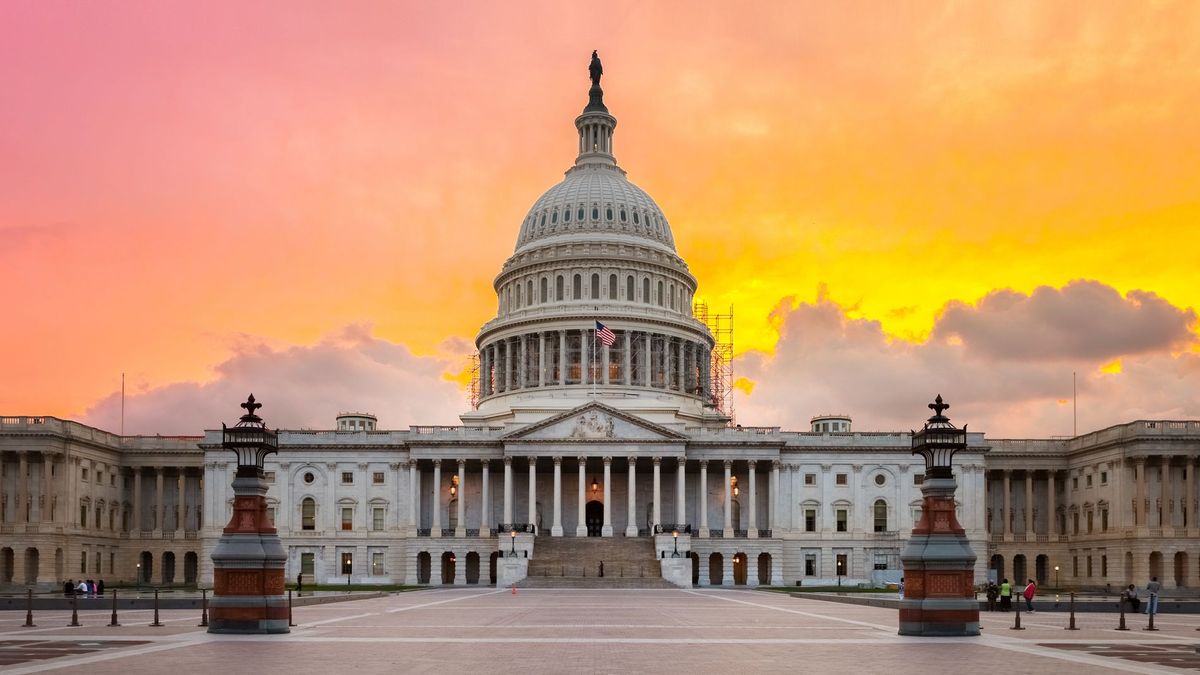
top-left (899, 476), bottom-right (979, 636)
top-left (208, 470), bottom-right (289, 634)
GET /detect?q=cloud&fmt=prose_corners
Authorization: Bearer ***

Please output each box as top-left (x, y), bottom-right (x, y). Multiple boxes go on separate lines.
top-left (736, 282), bottom-right (1200, 437)
top-left (932, 281), bottom-right (1197, 361)
top-left (80, 324), bottom-right (466, 434)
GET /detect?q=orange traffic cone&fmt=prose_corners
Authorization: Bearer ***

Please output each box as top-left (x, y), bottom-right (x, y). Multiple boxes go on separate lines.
top-left (511, 584), bottom-right (516, 595)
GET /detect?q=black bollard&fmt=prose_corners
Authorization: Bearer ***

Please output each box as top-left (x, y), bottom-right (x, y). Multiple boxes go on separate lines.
top-left (1065, 592), bottom-right (1078, 630)
top-left (198, 588), bottom-right (209, 627)
top-left (23, 589), bottom-right (36, 627)
top-left (69, 592), bottom-right (81, 627)
top-left (150, 588), bottom-right (163, 627)
top-left (109, 588), bottom-right (121, 627)
top-left (1117, 597), bottom-right (1129, 631)
top-left (288, 589), bottom-right (296, 627)
top-left (1143, 608), bottom-right (1159, 632)
top-left (1011, 600), bottom-right (1025, 630)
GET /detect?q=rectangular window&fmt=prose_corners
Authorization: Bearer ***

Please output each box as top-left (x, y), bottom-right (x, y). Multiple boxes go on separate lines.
top-left (95, 552), bottom-right (102, 574)
top-left (341, 507), bottom-right (353, 530)
top-left (82, 468), bottom-right (89, 481)
top-left (835, 473), bottom-right (847, 486)
top-left (341, 552), bottom-right (353, 576)
top-left (1100, 471), bottom-right (1108, 485)
top-left (80, 505), bottom-right (87, 527)
top-left (804, 554), bottom-right (817, 576)
top-left (1072, 477), bottom-right (1078, 490)
top-left (341, 472), bottom-right (354, 485)
top-left (97, 471), bottom-right (103, 485)
top-left (1101, 509), bottom-right (1109, 531)
top-left (804, 509), bottom-right (816, 532)
top-left (1087, 511), bottom-right (1094, 533)
top-left (1086, 555), bottom-right (1093, 577)
top-left (835, 554), bottom-right (848, 576)
top-left (301, 552), bottom-right (315, 575)
top-left (264, 471), bottom-right (276, 483)
top-left (836, 509), bottom-right (848, 532)
top-left (804, 473), bottom-right (816, 486)
top-left (110, 474), bottom-right (116, 487)
top-left (1073, 512), bottom-right (1079, 534)
top-left (1086, 474), bottom-right (1093, 488)
top-left (372, 507), bottom-right (385, 531)
top-left (874, 554), bottom-right (889, 571)
top-left (372, 552), bottom-right (384, 576)
top-left (80, 553), bottom-right (87, 574)
top-left (372, 472), bottom-right (385, 485)
top-left (1101, 555), bottom-right (1108, 577)
top-left (1072, 555), bottom-right (1079, 577)
top-left (914, 474), bottom-right (925, 485)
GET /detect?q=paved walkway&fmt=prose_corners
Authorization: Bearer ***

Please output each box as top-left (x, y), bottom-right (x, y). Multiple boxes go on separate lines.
top-left (2, 588), bottom-right (1200, 673)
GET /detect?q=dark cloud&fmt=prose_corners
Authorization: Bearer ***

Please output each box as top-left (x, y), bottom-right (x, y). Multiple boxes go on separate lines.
top-left (737, 282), bottom-right (1200, 437)
top-left (80, 324), bottom-right (465, 434)
top-left (931, 281), bottom-right (1196, 361)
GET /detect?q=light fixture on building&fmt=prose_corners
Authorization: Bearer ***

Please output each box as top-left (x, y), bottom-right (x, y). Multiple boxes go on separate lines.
top-left (450, 475), bottom-right (459, 497)
top-left (591, 476), bottom-right (599, 494)
top-left (731, 476), bottom-right (740, 497)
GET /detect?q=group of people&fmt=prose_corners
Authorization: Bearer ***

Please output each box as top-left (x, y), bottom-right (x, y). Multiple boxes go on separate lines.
top-left (985, 578), bottom-right (1037, 612)
top-left (63, 579), bottom-right (105, 596)
top-left (1121, 576), bottom-right (1163, 615)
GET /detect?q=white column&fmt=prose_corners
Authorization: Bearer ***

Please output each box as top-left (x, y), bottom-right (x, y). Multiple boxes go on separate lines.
top-left (503, 457), bottom-right (513, 525)
top-left (699, 460), bottom-right (709, 536)
top-left (748, 462), bottom-right (758, 538)
top-left (456, 459), bottom-right (466, 537)
top-left (409, 461), bottom-right (419, 531)
top-left (771, 460), bottom-right (780, 532)
top-left (576, 457), bottom-right (587, 536)
top-left (625, 458), bottom-right (638, 537)
top-left (431, 460), bottom-right (442, 537)
top-left (602, 456), bottom-right (613, 536)
top-left (480, 461), bottom-right (491, 532)
top-left (155, 468), bottom-right (164, 531)
top-left (1046, 470), bottom-right (1056, 537)
top-left (652, 457), bottom-right (662, 530)
top-left (527, 457), bottom-right (537, 531)
top-left (552, 456), bottom-right (563, 536)
top-left (723, 460), bottom-right (733, 535)
top-left (133, 469), bottom-right (143, 531)
top-left (676, 458), bottom-right (686, 525)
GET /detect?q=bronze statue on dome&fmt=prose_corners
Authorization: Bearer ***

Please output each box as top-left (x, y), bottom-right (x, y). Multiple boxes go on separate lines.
top-left (589, 50), bottom-right (603, 87)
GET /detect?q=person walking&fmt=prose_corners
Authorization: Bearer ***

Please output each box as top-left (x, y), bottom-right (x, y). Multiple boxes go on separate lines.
top-left (1146, 576), bottom-right (1161, 615)
top-left (1023, 578), bottom-right (1037, 613)
top-left (97, 579), bottom-right (105, 595)
top-left (999, 578), bottom-right (1012, 612)
top-left (64, 579), bottom-right (74, 596)
top-left (296, 572), bottom-right (303, 595)
top-left (986, 581), bottom-right (999, 611)
top-left (898, 577), bottom-right (904, 599)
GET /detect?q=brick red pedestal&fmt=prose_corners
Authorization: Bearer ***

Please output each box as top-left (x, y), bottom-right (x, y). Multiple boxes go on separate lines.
top-left (899, 475), bottom-right (979, 636)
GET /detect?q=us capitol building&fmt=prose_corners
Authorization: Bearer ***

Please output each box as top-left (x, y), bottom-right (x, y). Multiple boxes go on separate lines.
top-left (2, 55), bottom-right (1198, 592)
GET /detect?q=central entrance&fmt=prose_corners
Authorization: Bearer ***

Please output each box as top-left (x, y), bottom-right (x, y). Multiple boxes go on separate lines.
top-left (585, 500), bottom-right (603, 537)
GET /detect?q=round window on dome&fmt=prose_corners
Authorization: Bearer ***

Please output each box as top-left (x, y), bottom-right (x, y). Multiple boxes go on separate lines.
top-left (304, 472), bottom-right (315, 484)
top-left (592, 207), bottom-right (599, 220)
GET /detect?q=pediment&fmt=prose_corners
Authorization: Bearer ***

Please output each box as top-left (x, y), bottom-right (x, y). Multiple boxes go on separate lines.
top-left (503, 402), bottom-right (688, 441)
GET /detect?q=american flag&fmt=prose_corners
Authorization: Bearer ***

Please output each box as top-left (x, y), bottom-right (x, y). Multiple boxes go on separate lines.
top-left (595, 320), bottom-right (616, 347)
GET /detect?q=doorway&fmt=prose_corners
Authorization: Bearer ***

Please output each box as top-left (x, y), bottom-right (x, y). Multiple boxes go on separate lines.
top-left (733, 552), bottom-right (748, 585)
top-left (586, 500), bottom-right (603, 537)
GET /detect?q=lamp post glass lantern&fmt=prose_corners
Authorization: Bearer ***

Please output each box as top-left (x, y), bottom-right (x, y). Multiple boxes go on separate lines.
top-left (510, 530), bottom-right (516, 556)
top-left (911, 394), bottom-right (967, 479)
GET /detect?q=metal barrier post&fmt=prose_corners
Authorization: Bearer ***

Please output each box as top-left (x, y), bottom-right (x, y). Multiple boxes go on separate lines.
top-left (150, 588), bottom-right (163, 627)
top-left (69, 592), bottom-right (81, 627)
top-left (109, 588), bottom-right (121, 627)
top-left (198, 588), bottom-right (209, 627)
top-left (1144, 608), bottom-right (1159, 632)
top-left (1065, 592), bottom-right (1078, 630)
top-left (1117, 596), bottom-right (1129, 630)
top-left (1010, 599), bottom-right (1025, 630)
top-left (23, 589), bottom-right (36, 627)
top-left (288, 589), bottom-right (296, 627)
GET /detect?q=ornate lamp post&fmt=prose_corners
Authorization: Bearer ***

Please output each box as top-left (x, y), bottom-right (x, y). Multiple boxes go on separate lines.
top-left (898, 395), bottom-right (980, 636)
top-left (208, 395), bottom-right (289, 634)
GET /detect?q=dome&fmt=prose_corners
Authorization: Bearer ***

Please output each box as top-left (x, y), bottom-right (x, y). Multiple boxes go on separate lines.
top-left (514, 167), bottom-right (676, 254)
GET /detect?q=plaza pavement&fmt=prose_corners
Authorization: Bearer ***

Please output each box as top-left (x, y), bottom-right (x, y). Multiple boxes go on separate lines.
top-left (2, 588), bottom-right (1200, 673)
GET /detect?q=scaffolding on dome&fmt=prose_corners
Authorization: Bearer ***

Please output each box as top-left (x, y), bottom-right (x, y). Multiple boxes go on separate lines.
top-left (693, 302), bottom-right (734, 424)
top-left (467, 352), bottom-right (481, 410)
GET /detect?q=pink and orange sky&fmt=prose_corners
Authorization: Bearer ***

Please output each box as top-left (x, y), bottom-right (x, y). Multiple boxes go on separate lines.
top-left (3, 1), bottom-right (1199, 436)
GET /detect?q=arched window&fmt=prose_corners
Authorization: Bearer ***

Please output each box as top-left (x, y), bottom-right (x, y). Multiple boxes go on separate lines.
top-left (620, 208), bottom-right (627, 222)
top-left (605, 207), bottom-right (613, 221)
top-left (626, 275), bottom-right (635, 301)
top-left (515, 284), bottom-right (521, 308)
top-left (657, 280), bottom-right (664, 306)
top-left (301, 498), bottom-right (316, 531)
top-left (551, 210), bottom-right (557, 224)
top-left (556, 276), bottom-right (564, 301)
top-left (633, 211), bottom-right (640, 225)
top-left (590, 273), bottom-right (599, 299)
top-left (874, 499), bottom-right (888, 532)
top-left (540, 277), bottom-right (548, 303)
top-left (573, 274), bottom-right (582, 300)
top-left (564, 206), bottom-right (571, 223)
top-left (592, 206), bottom-right (599, 220)
top-left (526, 280), bottom-right (533, 305)
top-left (669, 283), bottom-right (675, 309)
top-left (643, 278), bottom-right (651, 304)
top-left (577, 207), bottom-right (585, 221)
top-left (608, 274), bottom-right (617, 299)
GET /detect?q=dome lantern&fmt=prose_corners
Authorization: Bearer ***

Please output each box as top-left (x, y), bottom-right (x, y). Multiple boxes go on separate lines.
top-left (574, 50), bottom-right (618, 169)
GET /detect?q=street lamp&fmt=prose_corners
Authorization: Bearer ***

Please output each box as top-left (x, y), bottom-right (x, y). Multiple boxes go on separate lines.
top-left (136, 563), bottom-right (141, 592)
top-left (910, 395), bottom-right (967, 479)
top-left (510, 530), bottom-right (517, 557)
top-left (672, 530), bottom-right (679, 557)
top-left (1055, 565), bottom-right (1060, 588)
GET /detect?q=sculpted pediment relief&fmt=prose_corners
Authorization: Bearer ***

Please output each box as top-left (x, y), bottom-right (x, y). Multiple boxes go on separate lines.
top-left (504, 402), bottom-right (687, 441)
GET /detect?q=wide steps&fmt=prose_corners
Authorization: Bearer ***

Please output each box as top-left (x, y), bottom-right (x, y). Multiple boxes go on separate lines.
top-left (525, 536), bottom-right (663, 586)
top-left (517, 576), bottom-right (675, 589)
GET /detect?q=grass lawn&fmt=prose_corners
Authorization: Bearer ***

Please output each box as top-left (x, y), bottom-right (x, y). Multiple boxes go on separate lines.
top-left (758, 585), bottom-right (895, 594)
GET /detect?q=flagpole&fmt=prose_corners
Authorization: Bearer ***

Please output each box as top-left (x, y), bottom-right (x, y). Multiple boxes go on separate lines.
top-left (592, 324), bottom-right (597, 400)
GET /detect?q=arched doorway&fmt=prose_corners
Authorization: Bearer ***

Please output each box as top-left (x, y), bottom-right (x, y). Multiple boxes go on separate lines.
top-left (1013, 554), bottom-right (1027, 585)
top-left (1035, 554), bottom-right (1048, 586)
top-left (466, 552), bottom-right (480, 584)
top-left (0, 548), bottom-right (13, 582)
top-left (733, 553), bottom-right (748, 585)
top-left (1175, 552), bottom-right (1188, 587)
top-left (417, 552), bottom-right (431, 584)
top-left (140, 551), bottom-right (153, 583)
top-left (757, 553), bottom-right (771, 585)
top-left (184, 552), bottom-right (198, 584)
top-left (488, 552), bottom-right (498, 585)
top-left (585, 500), bottom-right (603, 537)
top-left (1150, 551), bottom-right (1163, 580)
top-left (441, 552), bottom-right (456, 584)
top-left (990, 554), bottom-right (1004, 582)
top-left (55, 548), bottom-right (64, 582)
top-left (163, 552), bottom-right (176, 584)
top-left (24, 548), bottom-right (39, 584)
top-left (690, 552), bottom-right (700, 585)
top-left (709, 553), bottom-right (723, 586)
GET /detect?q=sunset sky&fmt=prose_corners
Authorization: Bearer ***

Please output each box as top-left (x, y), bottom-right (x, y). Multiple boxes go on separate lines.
top-left (3, 1), bottom-right (1198, 436)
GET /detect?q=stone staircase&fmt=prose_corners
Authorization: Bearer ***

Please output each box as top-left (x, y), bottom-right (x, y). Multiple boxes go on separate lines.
top-left (518, 536), bottom-right (673, 589)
